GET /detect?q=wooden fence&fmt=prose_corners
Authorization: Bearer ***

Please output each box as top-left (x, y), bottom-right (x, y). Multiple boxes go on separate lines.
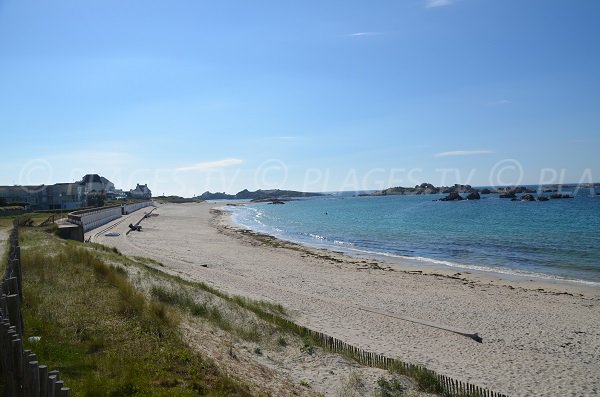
top-left (1, 219), bottom-right (508, 396)
top-left (0, 223), bottom-right (71, 396)
top-left (251, 306), bottom-right (510, 397)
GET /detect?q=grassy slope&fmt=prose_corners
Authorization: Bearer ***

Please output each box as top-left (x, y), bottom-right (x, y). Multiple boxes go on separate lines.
top-left (17, 227), bottom-right (443, 397)
top-left (20, 228), bottom-right (252, 396)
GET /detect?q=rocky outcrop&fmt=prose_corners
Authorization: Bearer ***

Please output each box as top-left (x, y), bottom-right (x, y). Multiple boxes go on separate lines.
top-left (499, 191), bottom-right (517, 199)
top-left (466, 191), bottom-right (481, 200)
top-left (537, 196), bottom-right (549, 201)
top-left (199, 189), bottom-right (324, 201)
top-left (550, 193), bottom-right (574, 199)
top-left (439, 192), bottom-right (463, 201)
top-left (480, 188), bottom-right (491, 195)
top-left (521, 194), bottom-right (536, 201)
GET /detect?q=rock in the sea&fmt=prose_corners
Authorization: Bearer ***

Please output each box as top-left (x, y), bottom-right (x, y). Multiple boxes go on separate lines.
top-left (466, 191), bottom-right (481, 200)
top-left (521, 194), bottom-right (536, 201)
top-left (268, 200), bottom-right (285, 205)
top-left (537, 196), bottom-right (549, 201)
top-left (500, 191), bottom-right (517, 199)
top-left (480, 188), bottom-right (491, 194)
top-left (549, 193), bottom-right (573, 199)
top-left (439, 192), bottom-right (464, 201)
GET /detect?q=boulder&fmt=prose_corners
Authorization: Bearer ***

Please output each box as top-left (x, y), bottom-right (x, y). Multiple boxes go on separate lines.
top-left (480, 188), bottom-right (491, 195)
top-left (521, 194), bottom-right (536, 201)
top-left (550, 193), bottom-right (563, 199)
top-left (466, 191), bottom-right (481, 200)
top-left (537, 196), bottom-right (549, 202)
top-left (439, 192), bottom-right (463, 201)
top-left (499, 191), bottom-right (516, 199)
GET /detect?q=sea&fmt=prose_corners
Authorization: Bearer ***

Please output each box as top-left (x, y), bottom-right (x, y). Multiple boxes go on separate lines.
top-left (226, 189), bottom-right (600, 286)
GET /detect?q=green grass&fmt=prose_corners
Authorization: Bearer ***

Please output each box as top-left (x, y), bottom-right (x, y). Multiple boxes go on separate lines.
top-left (376, 376), bottom-right (406, 397)
top-left (20, 228), bottom-right (252, 396)
top-left (16, 226), bottom-right (449, 396)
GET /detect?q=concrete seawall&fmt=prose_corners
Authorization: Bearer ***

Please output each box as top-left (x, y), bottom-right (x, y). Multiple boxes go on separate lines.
top-left (123, 201), bottom-right (152, 215)
top-left (68, 201), bottom-right (153, 234)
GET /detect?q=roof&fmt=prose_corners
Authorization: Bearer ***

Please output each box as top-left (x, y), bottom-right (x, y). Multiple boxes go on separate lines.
top-left (81, 174), bottom-right (102, 183)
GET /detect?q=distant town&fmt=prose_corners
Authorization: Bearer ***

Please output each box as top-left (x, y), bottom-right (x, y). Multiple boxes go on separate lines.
top-left (0, 174), bottom-right (152, 211)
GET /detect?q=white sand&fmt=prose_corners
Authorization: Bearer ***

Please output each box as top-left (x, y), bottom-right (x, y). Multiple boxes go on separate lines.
top-left (91, 203), bottom-right (600, 397)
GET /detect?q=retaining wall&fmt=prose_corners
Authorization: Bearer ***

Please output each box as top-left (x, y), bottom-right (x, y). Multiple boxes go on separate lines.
top-left (67, 205), bottom-right (122, 233)
top-left (122, 201), bottom-right (153, 215)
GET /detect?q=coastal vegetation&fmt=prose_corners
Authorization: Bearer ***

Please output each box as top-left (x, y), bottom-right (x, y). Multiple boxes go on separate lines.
top-left (12, 224), bottom-right (443, 396)
top-left (18, 228), bottom-right (253, 396)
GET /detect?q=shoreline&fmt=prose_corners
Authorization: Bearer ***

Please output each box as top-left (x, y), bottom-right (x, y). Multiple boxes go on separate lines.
top-left (92, 202), bottom-right (600, 396)
top-left (222, 205), bottom-right (600, 298)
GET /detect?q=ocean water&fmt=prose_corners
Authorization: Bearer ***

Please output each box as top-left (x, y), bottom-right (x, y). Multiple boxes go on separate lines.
top-left (228, 190), bottom-right (600, 286)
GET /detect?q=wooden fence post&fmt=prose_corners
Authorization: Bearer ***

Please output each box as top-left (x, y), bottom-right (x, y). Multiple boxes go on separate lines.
top-left (47, 374), bottom-right (57, 397)
top-left (6, 294), bottom-right (22, 336)
top-left (59, 388), bottom-right (71, 397)
top-left (39, 364), bottom-right (48, 397)
top-left (11, 337), bottom-right (23, 395)
top-left (24, 360), bottom-right (40, 397)
top-left (54, 381), bottom-right (65, 396)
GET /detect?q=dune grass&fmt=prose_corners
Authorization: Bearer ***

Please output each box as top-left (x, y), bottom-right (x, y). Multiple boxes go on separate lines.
top-left (17, 226), bottom-right (448, 396)
top-left (19, 228), bottom-right (252, 396)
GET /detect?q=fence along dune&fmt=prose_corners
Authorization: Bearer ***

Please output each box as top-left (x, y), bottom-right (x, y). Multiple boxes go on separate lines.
top-left (0, 220), bottom-right (71, 397)
top-left (2, 216), bottom-right (509, 396)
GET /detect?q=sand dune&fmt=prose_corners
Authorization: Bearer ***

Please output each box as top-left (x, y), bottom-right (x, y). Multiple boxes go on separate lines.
top-left (91, 203), bottom-right (600, 397)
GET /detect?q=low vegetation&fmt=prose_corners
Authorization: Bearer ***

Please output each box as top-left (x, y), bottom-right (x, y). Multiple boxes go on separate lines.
top-left (14, 226), bottom-right (446, 396)
top-left (19, 228), bottom-right (252, 396)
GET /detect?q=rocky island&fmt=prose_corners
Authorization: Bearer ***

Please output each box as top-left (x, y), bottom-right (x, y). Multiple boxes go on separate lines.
top-left (197, 189), bottom-right (325, 201)
top-left (368, 183), bottom-right (579, 202)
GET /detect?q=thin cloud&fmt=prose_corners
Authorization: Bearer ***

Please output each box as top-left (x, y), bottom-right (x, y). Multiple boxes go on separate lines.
top-left (493, 99), bottom-right (512, 105)
top-left (425, 0), bottom-right (454, 8)
top-left (348, 32), bottom-right (382, 37)
top-left (176, 158), bottom-right (242, 172)
top-left (434, 150), bottom-right (494, 158)
top-left (274, 136), bottom-right (298, 140)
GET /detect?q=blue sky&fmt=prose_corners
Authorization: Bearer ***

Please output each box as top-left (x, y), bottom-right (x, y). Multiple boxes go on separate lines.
top-left (1, 0), bottom-right (599, 195)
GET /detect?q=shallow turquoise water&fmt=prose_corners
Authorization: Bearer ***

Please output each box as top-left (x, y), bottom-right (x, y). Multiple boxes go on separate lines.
top-left (229, 191), bottom-right (600, 285)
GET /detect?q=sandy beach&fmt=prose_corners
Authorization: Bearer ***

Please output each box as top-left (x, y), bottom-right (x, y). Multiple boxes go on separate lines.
top-left (91, 202), bottom-right (600, 397)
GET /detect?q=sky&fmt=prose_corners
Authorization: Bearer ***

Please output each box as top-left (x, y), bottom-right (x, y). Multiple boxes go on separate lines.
top-left (1, 0), bottom-right (599, 195)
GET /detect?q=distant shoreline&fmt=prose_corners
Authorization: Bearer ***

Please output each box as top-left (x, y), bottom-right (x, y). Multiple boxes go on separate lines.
top-left (225, 202), bottom-right (600, 293)
top-left (225, 194), bottom-right (600, 289)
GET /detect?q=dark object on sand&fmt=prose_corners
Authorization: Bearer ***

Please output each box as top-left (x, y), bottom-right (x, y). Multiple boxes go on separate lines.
top-left (128, 223), bottom-right (142, 232)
